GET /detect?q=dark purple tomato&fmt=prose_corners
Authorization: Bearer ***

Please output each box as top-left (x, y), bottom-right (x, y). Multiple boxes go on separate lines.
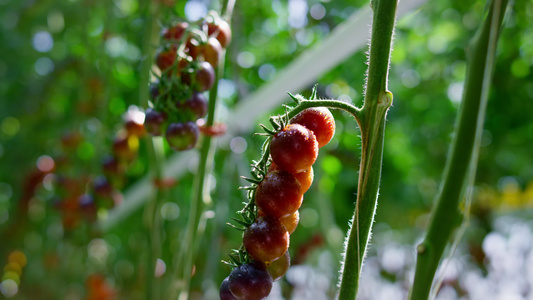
top-left (219, 277), bottom-right (238, 300)
top-left (144, 108), bottom-right (168, 136)
top-left (149, 80), bottom-right (162, 101)
top-left (102, 156), bottom-right (123, 177)
top-left (78, 194), bottom-right (96, 222)
top-left (177, 92), bottom-right (208, 118)
top-left (165, 121), bottom-right (199, 151)
top-left (228, 261), bottom-right (273, 300)
top-left (195, 61), bottom-right (215, 92)
top-left (93, 176), bottom-right (113, 198)
top-left (243, 216), bottom-right (290, 263)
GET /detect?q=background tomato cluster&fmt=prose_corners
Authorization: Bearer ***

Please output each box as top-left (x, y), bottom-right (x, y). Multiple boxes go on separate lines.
top-left (1, 0), bottom-right (533, 299)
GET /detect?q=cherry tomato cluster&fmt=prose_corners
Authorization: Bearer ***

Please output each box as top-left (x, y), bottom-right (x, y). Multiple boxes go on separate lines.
top-left (52, 108), bottom-right (145, 229)
top-left (144, 11), bottom-right (231, 151)
top-left (220, 107), bottom-right (336, 300)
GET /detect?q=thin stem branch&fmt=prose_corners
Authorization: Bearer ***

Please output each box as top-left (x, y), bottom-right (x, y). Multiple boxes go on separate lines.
top-left (409, 0), bottom-right (508, 299)
top-left (175, 68), bottom-right (220, 300)
top-left (338, 0), bottom-right (397, 299)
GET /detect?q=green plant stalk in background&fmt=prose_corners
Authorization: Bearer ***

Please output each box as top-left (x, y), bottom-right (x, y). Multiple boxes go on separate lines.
top-left (410, 0), bottom-right (508, 299)
top-left (174, 67), bottom-right (220, 300)
top-left (137, 0), bottom-right (163, 299)
top-left (337, 0), bottom-right (397, 299)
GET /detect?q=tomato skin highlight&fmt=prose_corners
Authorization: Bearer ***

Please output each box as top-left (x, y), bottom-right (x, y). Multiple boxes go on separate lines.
top-left (270, 124), bottom-right (318, 174)
top-left (207, 19), bottom-right (232, 48)
top-left (255, 170), bottom-right (303, 218)
top-left (228, 261), bottom-right (273, 300)
top-left (243, 216), bottom-right (290, 263)
top-left (290, 107), bottom-right (335, 148)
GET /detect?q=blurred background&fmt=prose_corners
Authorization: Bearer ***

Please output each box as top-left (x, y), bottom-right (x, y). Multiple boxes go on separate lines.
top-left (1, 0), bottom-right (532, 299)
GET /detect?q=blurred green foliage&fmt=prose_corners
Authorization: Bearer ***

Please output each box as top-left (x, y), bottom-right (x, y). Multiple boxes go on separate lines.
top-left (0, 0), bottom-right (532, 299)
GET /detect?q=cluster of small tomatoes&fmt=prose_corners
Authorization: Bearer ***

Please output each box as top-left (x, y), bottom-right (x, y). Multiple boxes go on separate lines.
top-left (52, 107), bottom-right (146, 229)
top-left (220, 107), bottom-right (336, 300)
top-left (144, 11), bottom-right (231, 151)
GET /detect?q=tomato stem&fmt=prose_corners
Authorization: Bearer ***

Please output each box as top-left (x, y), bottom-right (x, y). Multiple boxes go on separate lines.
top-left (338, 1), bottom-right (397, 299)
top-left (409, 0), bottom-right (508, 298)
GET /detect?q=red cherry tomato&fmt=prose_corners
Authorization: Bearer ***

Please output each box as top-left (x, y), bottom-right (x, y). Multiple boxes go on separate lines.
top-left (243, 215), bottom-right (290, 263)
top-left (290, 107), bottom-right (335, 148)
top-left (270, 124), bottom-right (318, 174)
top-left (255, 170), bottom-right (303, 218)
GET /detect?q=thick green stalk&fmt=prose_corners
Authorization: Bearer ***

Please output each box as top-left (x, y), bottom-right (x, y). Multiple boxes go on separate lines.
top-left (338, 0), bottom-right (397, 299)
top-left (410, 0), bottom-right (508, 299)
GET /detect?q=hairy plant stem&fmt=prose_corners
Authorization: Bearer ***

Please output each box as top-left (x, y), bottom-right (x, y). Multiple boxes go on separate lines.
top-left (410, 0), bottom-right (508, 299)
top-left (137, 0), bottom-right (162, 299)
top-left (337, 0), bottom-right (397, 299)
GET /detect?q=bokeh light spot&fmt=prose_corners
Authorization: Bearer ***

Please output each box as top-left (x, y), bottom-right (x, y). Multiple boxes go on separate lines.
top-left (1, 117), bottom-right (20, 136)
top-left (37, 155), bottom-right (55, 172)
top-left (32, 31), bottom-right (54, 53)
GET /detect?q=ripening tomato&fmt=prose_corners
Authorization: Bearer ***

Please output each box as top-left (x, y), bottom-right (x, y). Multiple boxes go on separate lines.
top-left (203, 37), bottom-right (222, 68)
top-left (177, 92), bottom-right (208, 118)
top-left (267, 251), bottom-right (290, 281)
top-left (195, 61), bottom-right (215, 91)
top-left (280, 211), bottom-right (299, 235)
top-left (165, 121), bottom-right (199, 151)
top-left (144, 108), bottom-right (168, 136)
top-left (255, 170), bottom-right (303, 218)
top-left (290, 107), bottom-right (335, 148)
top-left (112, 132), bottom-right (139, 161)
top-left (269, 162), bottom-right (313, 193)
top-left (162, 22), bottom-right (188, 41)
top-left (219, 277), bottom-right (238, 300)
top-left (243, 215), bottom-right (290, 263)
top-left (207, 19), bottom-right (232, 48)
top-left (228, 261), bottom-right (272, 300)
top-left (258, 209), bottom-right (299, 235)
top-left (93, 176), bottom-right (113, 198)
top-left (156, 45), bottom-right (178, 73)
top-left (270, 124), bottom-right (318, 174)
